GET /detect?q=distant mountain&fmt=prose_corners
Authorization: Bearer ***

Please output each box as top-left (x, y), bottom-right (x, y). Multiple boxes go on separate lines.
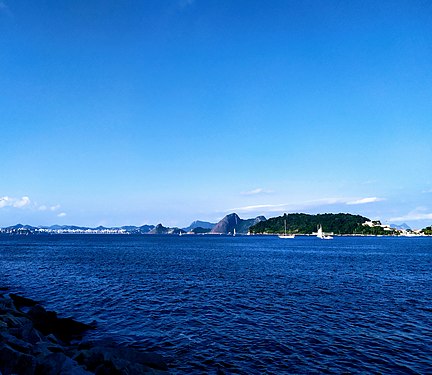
top-left (183, 220), bottom-right (216, 232)
top-left (210, 213), bottom-right (266, 234)
top-left (390, 223), bottom-right (411, 230)
top-left (1, 223), bottom-right (155, 234)
top-left (6, 224), bottom-right (36, 230)
top-left (120, 225), bottom-right (155, 234)
top-left (3, 224), bottom-right (36, 234)
top-left (148, 224), bottom-right (183, 235)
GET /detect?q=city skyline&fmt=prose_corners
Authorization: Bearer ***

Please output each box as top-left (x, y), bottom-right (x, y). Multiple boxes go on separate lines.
top-left (1, 1), bottom-right (431, 229)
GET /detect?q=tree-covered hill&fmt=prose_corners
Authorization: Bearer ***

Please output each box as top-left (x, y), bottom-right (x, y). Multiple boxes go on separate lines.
top-left (422, 226), bottom-right (432, 235)
top-left (249, 213), bottom-right (395, 235)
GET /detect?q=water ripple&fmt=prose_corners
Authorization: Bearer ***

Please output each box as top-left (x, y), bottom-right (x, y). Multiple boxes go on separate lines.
top-left (1, 235), bottom-right (431, 374)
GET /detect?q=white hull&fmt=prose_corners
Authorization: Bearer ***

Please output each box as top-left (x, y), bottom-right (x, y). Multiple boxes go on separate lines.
top-left (320, 235), bottom-right (333, 240)
top-left (317, 225), bottom-right (333, 240)
top-left (279, 219), bottom-right (295, 239)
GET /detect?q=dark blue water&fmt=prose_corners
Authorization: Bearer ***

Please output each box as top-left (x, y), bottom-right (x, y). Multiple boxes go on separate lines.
top-left (1, 235), bottom-right (431, 374)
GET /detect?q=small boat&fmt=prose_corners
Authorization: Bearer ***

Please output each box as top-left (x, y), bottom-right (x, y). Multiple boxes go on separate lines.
top-left (317, 224), bottom-right (333, 240)
top-left (279, 220), bottom-right (295, 239)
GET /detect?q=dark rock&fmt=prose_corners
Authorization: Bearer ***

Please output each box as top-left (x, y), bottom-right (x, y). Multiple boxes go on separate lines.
top-left (74, 345), bottom-right (169, 374)
top-left (35, 352), bottom-right (92, 375)
top-left (6, 315), bottom-right (42, 344)
top-left (77, 340), bottom-right (94, 350)
top-left (3, 314), bottom-right (33, 329)
top-left (1, 331), bottom-right (33, 353)
top-left (0, 297), bottom-right (14, 313)
top-left (1, 294), bottom-right (170, 374)
top-left (94, 361), bottom-right (122, 375)
top-left (9, 293), bottom-right (39, 309)
top-left (0, 343), bottom-right (36, 375)
top-left (46, 333), bottom-right (60, 344)
top-left (28, 304), bottom-right (94, 343)
top-left (34, 341), bottom-right (65, 357)
top-left (96, 346), bottom-right (168, 371)
top-left (74, 349), bottom-right (105, 372)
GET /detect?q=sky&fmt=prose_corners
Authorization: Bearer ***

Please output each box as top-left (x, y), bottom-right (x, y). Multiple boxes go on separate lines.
top-left (1, 0), bottom-right (431, 229)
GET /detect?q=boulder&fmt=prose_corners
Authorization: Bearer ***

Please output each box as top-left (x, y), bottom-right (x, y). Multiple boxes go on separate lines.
top-left (28, 305), bottom-right (94, 343)
top-left (74, 345), bottom-right (169, 374)
top-left (0, 343), bottom-right (36, 375)
top-left (1, 331), bottom-right (33, 353)
top-left (9, 294), bottom-right (39, 309)
top-left (35, 352), bottom-right (92, 375)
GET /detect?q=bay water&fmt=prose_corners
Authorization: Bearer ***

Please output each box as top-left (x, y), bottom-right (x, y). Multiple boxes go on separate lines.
top-left (0, 235), bottom-right (431, 374)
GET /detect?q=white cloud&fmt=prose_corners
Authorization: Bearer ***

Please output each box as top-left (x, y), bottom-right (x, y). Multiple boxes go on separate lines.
top-left (0, 196), bottom-right (31, 209)
top-left (388, 210), bottom-right (432, 222)
top-left (1, 196), bottom-right (62, 215)
top-left (240, 188), bottom-right (274, 196)
top-left (57, 212), bottom-right (67, 218)
top-left (346, 197), bottom-right (384, 205)
top-left (13, 196), bottom-right (31, 208)
top-left (0, 196), bottom-right (11, 208)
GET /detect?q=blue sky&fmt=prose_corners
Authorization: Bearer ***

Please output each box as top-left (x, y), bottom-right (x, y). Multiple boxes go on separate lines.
top-left (1, 0), bottom-right (431, 229)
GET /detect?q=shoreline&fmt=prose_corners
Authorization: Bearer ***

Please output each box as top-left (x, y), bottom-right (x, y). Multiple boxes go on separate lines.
top-left (0, 287), bottom-right (169, 374)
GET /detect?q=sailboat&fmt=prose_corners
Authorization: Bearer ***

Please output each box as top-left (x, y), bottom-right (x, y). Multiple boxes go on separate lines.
top-left (316, 224), bottom-right (333, 240)
top-left (279, 219), bottom-right (295, 239)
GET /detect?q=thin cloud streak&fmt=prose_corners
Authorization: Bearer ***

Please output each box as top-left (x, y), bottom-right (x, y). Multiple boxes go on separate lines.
top-left (388, 211), bottom-right (432, 222)
top-left (230, 196), bottom-right (385, 214)
top-left (229, 197), bottom-right (350, 214)
top-left (347, 197), bottom-right (384, 205)
top-left (240, 188), bottom-right (274, 196)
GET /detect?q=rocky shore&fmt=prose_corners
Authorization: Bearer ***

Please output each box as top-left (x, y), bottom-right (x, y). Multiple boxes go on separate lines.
top-left (0, 287), bottom-right (169, 374)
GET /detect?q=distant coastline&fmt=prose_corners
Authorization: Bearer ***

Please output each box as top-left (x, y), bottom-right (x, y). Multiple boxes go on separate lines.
top-left (1, 212), bottom-right (431, 237)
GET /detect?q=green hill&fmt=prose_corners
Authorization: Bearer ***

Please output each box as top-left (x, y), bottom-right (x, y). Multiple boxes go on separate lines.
top-left (249, 213), bottom-right (395, 235)
top-left (422, 226), bottom-right (432, 235)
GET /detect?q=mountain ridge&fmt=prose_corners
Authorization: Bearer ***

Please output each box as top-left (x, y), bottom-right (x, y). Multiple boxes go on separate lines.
top-left (210, 213), bottom-right (266, 234)
top-left (1, 215), bottom-right (430, 235)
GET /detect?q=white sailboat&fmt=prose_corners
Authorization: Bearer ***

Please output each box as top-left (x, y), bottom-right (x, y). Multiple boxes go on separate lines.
top-left (279, 219), bottom-right (295, 239)
top-left (317, 224), bottom-right (333, 240)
